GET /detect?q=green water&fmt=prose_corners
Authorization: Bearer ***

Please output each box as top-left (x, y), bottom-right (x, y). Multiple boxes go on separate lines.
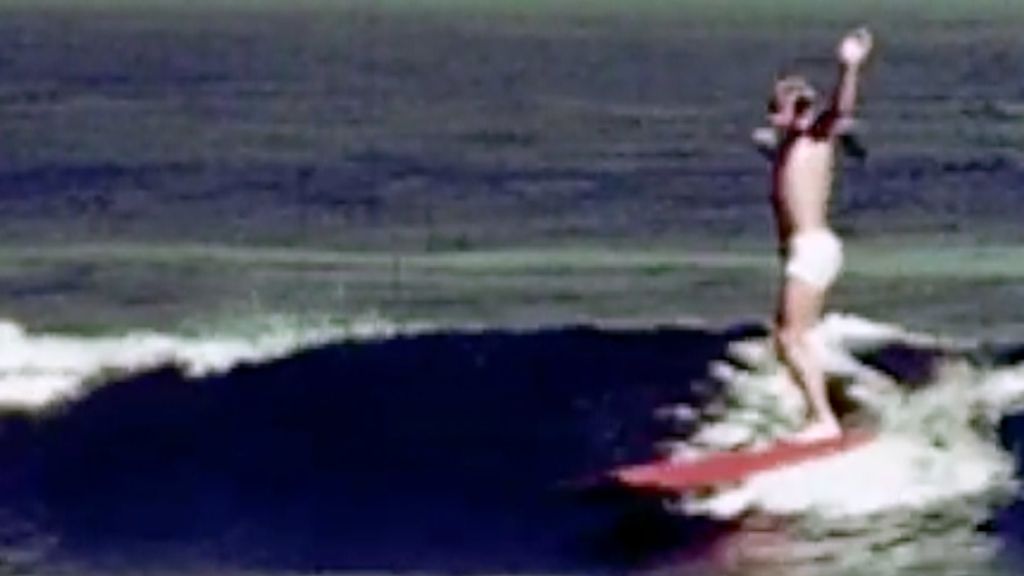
top-left (3, 242), bottom-right (1023, 339)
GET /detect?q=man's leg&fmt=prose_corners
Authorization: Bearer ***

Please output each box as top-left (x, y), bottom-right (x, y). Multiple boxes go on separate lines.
top-left (775, 277), bottom-right (842, 441)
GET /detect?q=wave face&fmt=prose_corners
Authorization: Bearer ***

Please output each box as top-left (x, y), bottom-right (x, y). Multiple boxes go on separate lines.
top-left (0, 319), bottom-right (754, 574)
top-left (0, 314), bottom-right (1023, 575)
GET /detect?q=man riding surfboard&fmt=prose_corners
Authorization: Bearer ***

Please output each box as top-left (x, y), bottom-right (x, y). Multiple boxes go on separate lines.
top-left (764, 28), bottom-right (874, 442)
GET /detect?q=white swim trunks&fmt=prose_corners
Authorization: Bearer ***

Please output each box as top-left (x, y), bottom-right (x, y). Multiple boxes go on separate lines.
top-left (785, 229), bottom-right (843, 290)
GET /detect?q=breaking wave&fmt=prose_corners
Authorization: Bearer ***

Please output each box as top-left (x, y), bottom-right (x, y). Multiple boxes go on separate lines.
top-left (0, 312), bottom-right (1022, 574)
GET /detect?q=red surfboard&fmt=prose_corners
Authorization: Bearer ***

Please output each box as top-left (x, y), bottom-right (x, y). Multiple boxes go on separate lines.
top-left (608, 430), bottom-right (875, 493)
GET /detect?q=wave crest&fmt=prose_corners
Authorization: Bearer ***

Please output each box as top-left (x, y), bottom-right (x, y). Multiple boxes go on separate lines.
top-left (0, 315), bottom-right (413, 409)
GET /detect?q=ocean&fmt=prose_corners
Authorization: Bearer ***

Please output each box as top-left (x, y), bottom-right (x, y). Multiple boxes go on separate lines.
top-left (1, 1), bottom-right (1024, 574)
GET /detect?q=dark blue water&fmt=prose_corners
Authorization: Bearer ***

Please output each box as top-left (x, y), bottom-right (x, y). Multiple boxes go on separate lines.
top-left (0, 3), bottom-right (1023, 334)
top-left (0, 324), bottom-right (766, 574)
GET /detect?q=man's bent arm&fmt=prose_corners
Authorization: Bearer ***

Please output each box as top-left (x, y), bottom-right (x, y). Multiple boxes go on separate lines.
top-left (813, 62), bottom-right (863, 138)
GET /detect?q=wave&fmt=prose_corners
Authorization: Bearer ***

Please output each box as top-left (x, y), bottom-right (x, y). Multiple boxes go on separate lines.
top-left (0, 317), bottom-right (750, 573)
top-left (0, 312), bottom-right (1021, 573)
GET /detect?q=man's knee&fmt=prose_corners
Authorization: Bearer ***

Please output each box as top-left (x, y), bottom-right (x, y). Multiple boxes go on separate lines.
top-left (775, 325), bottom-right (807, 359)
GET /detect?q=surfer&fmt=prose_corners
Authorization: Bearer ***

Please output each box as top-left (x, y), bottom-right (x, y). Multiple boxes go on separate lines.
top-left (763, 27), bottom-right (874, 442)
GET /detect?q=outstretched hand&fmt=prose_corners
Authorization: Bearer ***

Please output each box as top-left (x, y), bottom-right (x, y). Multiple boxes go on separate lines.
top-left (838, 27), bottom-right (873, 67)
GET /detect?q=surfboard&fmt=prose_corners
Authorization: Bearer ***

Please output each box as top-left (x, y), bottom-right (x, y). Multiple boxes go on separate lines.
top-left (606, 430), bottom-right (875, 494)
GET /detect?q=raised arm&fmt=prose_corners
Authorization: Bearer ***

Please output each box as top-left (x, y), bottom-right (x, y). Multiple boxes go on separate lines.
top-left (814, 28), bottom-right (873, 138)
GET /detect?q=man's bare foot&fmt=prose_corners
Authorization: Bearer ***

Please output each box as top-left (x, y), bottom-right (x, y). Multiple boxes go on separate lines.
top-left (787, 420), bottom-right (843, 444)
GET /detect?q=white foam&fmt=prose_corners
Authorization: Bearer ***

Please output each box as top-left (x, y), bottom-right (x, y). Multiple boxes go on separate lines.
top-left (670, 312), bottom-right (1022, 520)
top-left (684, 433), bottom-right (1013, 519)
top-left (978, 365), bottom-right (1024, 417)
top-left (0, 316), bottom-right (415, 409)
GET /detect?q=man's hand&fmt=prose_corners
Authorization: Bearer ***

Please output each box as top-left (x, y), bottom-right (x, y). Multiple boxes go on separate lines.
top-left (838, 27), bottom-right (873, 68)
top-left (752, 126), bottom-right (779, 159)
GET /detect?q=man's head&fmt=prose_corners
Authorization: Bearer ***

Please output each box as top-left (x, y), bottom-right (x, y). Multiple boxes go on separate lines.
top-left (768, 75), bottom-right (818, 130)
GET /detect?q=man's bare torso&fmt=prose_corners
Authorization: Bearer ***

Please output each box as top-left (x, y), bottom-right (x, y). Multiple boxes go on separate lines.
top-left (772, 134), bottom-right (835, 248)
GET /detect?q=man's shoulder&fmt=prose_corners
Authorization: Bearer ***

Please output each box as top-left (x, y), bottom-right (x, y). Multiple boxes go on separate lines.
top-left (783, 134), bottom-right (834, 157)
